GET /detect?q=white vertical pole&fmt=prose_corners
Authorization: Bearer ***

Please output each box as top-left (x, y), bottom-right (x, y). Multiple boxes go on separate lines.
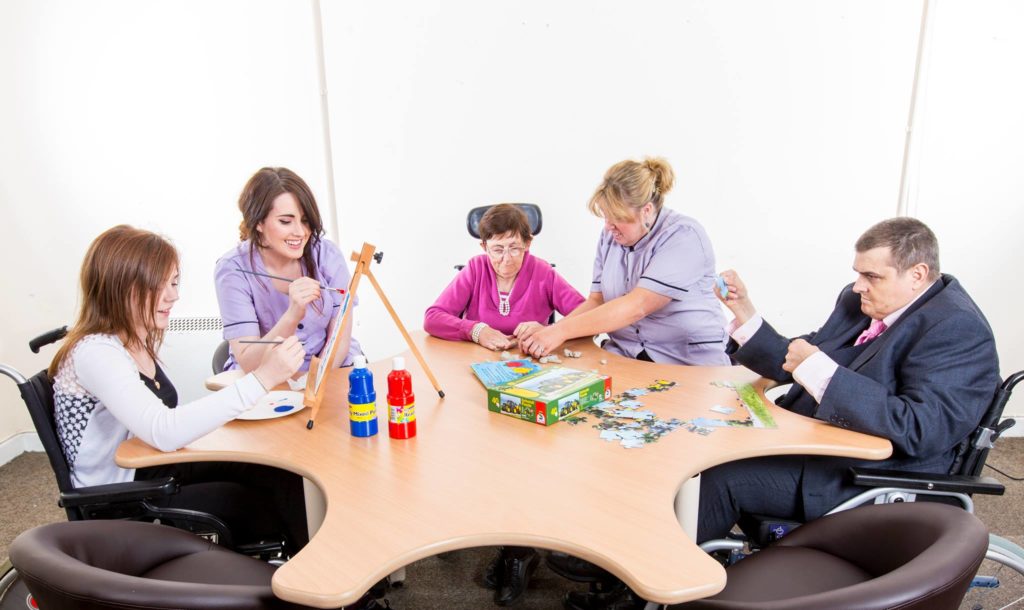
top-left (311, 0), bottom-right (340, 242)
top-left (896, 0), bottom-right (936, 218)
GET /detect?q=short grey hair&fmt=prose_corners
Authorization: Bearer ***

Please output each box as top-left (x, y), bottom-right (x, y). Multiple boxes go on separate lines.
top-left (855, 217), bottom-right (940, 281)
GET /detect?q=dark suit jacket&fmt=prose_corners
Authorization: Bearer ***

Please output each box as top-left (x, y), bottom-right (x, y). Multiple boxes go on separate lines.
top-left (728, 274), bottom-right (999, 518)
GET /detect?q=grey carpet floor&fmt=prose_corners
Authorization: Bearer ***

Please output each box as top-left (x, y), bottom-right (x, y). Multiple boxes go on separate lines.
top-left (2, 439), bottom-right (1022, 609)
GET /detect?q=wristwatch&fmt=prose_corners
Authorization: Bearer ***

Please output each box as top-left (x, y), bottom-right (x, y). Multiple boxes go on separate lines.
top-left (471, 322), bottom-right (488, 344)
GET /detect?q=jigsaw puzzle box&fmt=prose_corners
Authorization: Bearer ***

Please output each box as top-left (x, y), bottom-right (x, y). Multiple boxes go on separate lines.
top-left (487, 366), bottom-right (612, 426)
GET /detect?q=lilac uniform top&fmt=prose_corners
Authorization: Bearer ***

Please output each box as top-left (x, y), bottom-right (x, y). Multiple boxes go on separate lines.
top-left (214, 238), bottom-right (361, 372)
top-left (424, 252), bottom-right (585, 340)
top-left (592, 208), bottom-right (729, 365)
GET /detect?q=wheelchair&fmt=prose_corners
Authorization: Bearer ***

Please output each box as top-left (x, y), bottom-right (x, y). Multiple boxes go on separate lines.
top-left (700, 370), bottom-right (1024, 610)
top-left (0, 327), bottom-right (290, 607)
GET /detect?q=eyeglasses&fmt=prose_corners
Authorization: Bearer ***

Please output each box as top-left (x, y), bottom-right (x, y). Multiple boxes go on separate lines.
top-left (486, 245), bottom-right (526, 259)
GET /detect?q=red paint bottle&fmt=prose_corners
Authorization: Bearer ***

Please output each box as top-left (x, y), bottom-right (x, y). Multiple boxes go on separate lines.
top-left (387, 357), bottom-right (417, 439)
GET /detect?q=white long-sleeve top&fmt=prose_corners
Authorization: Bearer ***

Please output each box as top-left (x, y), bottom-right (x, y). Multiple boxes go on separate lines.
top-left (53, 334), bottom-right (266, 488)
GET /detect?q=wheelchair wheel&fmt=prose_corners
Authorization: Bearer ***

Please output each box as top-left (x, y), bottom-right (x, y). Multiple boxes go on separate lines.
top-left (0, 560), bottom-right (36, 609)
top-left (962, 534), bottom-right (1024, 609)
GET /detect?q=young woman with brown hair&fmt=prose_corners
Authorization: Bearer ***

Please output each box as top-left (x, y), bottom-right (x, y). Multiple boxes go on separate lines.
top-left (214, 167), bottom-right (360, 373)
top-left (51, 224), bottom-right (309, 553)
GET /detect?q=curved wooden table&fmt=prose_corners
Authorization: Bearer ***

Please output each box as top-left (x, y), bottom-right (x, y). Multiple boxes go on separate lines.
top-left (117, 334), bottom-right (891, 608)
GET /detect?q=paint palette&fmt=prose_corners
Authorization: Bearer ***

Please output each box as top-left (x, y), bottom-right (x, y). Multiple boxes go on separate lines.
top-left (237, 391), bottom-right (306, 420)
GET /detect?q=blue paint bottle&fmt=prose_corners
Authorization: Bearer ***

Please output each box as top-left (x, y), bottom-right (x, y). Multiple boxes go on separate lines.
top-left (348, 355), bottom-right (378, 437)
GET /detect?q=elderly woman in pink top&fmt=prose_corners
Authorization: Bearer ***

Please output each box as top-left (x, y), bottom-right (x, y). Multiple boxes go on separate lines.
top-left (424, 204), bottom-right (584, 604)
top-left (425, 204), bottom-right (585, 352)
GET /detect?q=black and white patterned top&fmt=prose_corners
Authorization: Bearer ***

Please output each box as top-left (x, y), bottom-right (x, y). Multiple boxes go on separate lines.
top-left (53, 334), bottom-right (266, 488)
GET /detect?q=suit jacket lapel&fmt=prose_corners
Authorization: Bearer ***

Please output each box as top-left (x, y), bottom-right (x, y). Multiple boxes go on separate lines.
top-left (847, 278), bottom-right (946, 371)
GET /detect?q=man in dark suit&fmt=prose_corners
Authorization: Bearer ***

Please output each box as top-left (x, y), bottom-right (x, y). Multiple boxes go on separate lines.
top-left (697, 216), bottom-right (999, 542)
top-left (557, 217), bottom-right (1000, 610)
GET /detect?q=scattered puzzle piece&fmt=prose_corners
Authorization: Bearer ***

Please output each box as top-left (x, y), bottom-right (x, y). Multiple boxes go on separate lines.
top-left (647, 380), bottom-right (677, 392)
top-left (564, 380), bottom-right (685, 449)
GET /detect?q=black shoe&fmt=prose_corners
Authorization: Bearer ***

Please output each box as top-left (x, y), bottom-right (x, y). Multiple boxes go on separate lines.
top-left (483, 548), bottom-right (502, 590)
top-left (563, 585), bottom-right (646, 610)
top-left (494, 547), bottom-right (539, 606)
top-left (547, 552), bottom-right (613, 584)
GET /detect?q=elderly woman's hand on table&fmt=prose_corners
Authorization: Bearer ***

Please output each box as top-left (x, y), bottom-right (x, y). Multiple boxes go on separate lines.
top-left (477, 326), bottom-right (517, 352)
top-left (519, 323), bottom-right (566, 358)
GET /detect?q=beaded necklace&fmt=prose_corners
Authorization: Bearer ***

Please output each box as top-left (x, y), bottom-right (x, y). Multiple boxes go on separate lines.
top-left (497, 277), bottom-right (516, 317)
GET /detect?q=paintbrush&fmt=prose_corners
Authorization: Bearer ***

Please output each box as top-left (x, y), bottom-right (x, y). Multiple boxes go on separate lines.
top-left (238, 268), bottom-right (346, 294)
top-left (238, 339), bottom-right (306, 345)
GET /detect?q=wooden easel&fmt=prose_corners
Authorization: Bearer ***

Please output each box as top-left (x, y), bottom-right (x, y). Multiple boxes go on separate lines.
top-left (304, 242), bottom-right (445, 429)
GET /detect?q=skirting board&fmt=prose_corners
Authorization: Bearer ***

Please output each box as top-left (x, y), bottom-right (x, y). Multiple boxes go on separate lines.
top-left (0, 432), bottom-right (43, 467)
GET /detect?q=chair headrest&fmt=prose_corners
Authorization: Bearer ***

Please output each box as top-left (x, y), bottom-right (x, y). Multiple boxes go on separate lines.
top-left (467, 203), bottom-right (542, 239)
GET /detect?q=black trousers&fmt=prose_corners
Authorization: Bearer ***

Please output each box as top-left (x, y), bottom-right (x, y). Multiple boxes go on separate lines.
top-left (136, 461), bottom-right (308, 554)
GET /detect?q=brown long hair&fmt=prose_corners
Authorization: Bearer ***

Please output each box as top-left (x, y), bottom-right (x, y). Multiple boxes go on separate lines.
top-left (50, 225), bottom-right (178, 376)
top-left (237, 167), bottom-right (325, 284)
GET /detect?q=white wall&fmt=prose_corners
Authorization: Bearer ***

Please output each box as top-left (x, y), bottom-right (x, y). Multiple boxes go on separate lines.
top-left (909, 1), bottom-right (1024, 397)
top-left (0, 0), bottom-right (331, 438)
top-left (1, 0), bottom-right (1022, 446)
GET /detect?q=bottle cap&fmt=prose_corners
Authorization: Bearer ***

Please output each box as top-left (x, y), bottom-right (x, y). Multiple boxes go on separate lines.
top-left (353, 355), bottom-right (367, 369)
top-left (392, 356), bottom-right (405, 370)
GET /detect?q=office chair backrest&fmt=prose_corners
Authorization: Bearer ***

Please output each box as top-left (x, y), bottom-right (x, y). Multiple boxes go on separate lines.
top-left (466, 203), bottom-right (543, 239)
top-left (18, 370), bottom-right (75, 495)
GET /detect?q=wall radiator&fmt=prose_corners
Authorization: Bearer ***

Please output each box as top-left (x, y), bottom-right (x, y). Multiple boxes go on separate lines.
top-left (161, 316), bottom-right (224, 404)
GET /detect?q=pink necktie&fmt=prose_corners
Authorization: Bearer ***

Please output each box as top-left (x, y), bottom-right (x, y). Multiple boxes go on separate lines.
top-left (855, 319), bottom-right (887, 346)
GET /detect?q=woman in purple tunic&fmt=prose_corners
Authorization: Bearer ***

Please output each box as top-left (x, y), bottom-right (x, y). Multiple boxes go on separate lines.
top-left (214, 167), bottom-right (361, 373)
top-left (520, 157), bottom-right (729, 366)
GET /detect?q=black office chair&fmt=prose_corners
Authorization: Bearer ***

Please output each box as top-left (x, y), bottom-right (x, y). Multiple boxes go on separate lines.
top-left (673, 502), bottom-right (988, 610)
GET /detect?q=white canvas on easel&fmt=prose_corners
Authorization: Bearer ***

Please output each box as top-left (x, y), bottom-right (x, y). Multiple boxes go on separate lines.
top-left (303, 242), bottom-right (445, 430)
top-left (313, 289), bottom-right (352, 396)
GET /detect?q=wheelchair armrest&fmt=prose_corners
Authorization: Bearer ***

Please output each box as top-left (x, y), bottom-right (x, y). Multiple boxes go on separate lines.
top-left (849, 467), bottom-right (1005, 496)
top-left (58, 477), bottom-right (179, 508)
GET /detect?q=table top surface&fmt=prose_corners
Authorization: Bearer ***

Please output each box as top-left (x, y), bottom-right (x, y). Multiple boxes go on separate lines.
top-left (117, 333), bottom-right (891, 608)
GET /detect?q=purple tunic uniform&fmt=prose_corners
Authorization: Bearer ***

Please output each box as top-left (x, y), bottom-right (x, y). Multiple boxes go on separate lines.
top-left (424, 252), bottom-right (585, 340)
top-left (214, 239), bottom-right (361, 372)
top-left (591, 208), bottom-right (729, 365)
